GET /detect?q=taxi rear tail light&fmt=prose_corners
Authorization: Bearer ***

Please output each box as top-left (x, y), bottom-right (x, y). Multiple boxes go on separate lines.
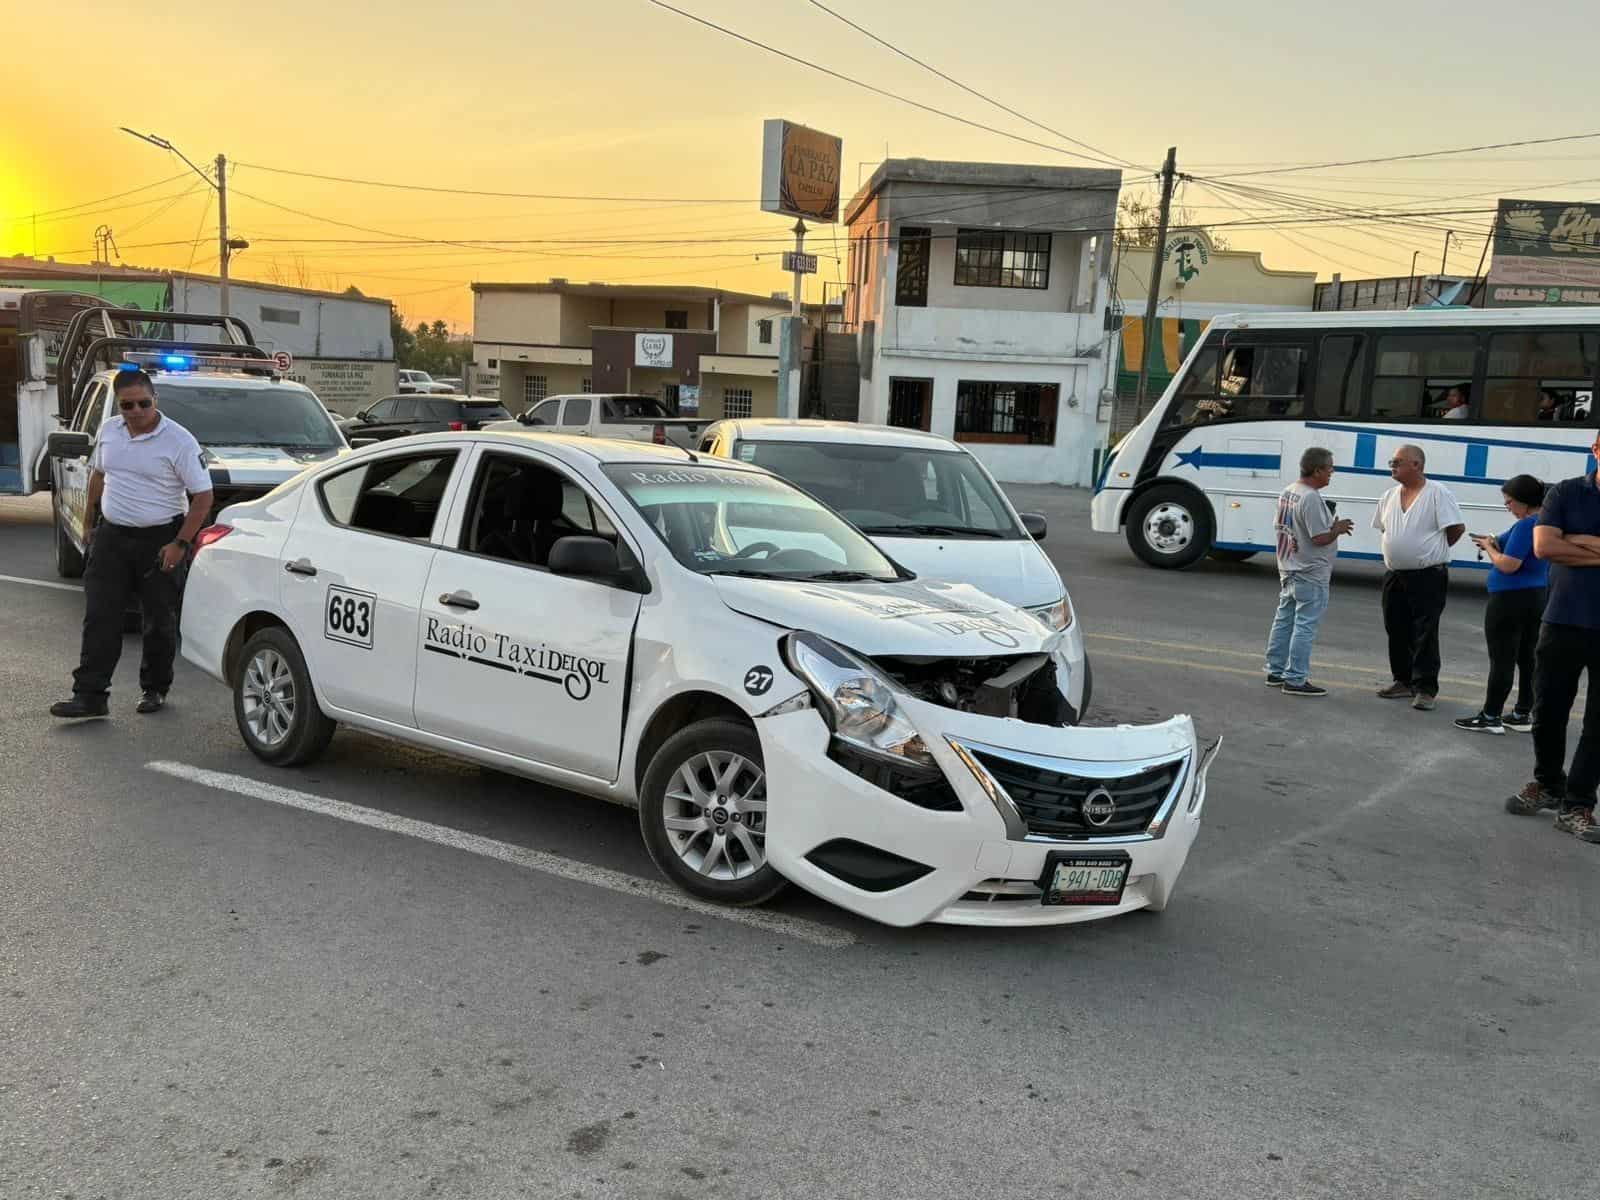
top-left (652, 423), bottom-right (667, 444)
top-left (194, 524), bottom-right (233, 552)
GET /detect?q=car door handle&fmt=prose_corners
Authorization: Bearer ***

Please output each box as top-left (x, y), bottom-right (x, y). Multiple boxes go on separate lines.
top-left (284, 558), bottom-right (318, 577)
top-left (438, 590), bottom-right (479, 611)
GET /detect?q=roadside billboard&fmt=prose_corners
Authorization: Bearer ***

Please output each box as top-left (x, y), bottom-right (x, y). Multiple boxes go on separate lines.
top-left (1486, 198), bottom-right (1600, 306)
top-left (285, 358), bottom-right (398, 413)
top-left (761, 120), bottom-right (843, 224)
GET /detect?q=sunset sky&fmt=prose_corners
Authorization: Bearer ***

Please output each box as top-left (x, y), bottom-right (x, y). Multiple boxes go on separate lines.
top-left (5, 0), bottom-right (1598, 331)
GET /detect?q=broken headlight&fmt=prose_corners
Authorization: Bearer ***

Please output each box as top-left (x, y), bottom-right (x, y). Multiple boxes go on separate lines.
top-left (782, 632), bottom-right (935, 770)
top-left (1025, 595), bottom-right (1073, 632)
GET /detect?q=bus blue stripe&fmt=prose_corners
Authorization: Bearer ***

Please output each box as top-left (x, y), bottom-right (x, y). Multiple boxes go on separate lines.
top-left (1465, 444), bottom-right (1489, 478)
top-left (1306, 421), bottom-right (1594, 455)
top-left (1354, 433), bottom-right (1376, 470)
top-left (1212, 540), bottom-right (1493, 570)
top-left (1337, 465), bottom-right (1509, 486)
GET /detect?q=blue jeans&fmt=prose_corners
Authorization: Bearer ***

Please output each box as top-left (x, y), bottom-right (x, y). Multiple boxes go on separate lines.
top-left (1265, 573), bottom-right (1330, 686)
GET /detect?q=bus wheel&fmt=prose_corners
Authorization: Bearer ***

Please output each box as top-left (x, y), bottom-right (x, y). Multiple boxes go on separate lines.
top-left (1208, 548), bottom-right (1257, 563)
top-left (1126, 485), bottom-right (1212, 569)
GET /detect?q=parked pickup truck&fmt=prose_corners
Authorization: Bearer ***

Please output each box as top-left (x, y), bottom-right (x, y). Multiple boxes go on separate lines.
top-left (487, 393), bottom-right (706, 448)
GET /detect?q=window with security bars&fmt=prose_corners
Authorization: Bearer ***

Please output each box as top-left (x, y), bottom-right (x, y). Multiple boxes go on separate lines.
top-left (895, 227), bottom-right (931, 307)
top-left (523, 375), bottom-right (548, 406)
top-left (581, 378), bottom-right (593, 393)
top-left (954, 229), bottom-right (1051, 290)
top-left (724, 388), bottom-right (754, 419)
top-left (888, 378), bottom-right (932, 431)
top-left (954, 380), bottom-right (1058, 445)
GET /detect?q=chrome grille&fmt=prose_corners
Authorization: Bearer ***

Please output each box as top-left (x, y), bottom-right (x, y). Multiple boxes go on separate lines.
top-left (971, 751), bottom-right (1184, 839)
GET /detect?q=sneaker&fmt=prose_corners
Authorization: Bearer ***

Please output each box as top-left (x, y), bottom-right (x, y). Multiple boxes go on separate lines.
top-left (135, 691), bottom-right (166, 714)
top-left (49, 695), bottom-right (109, 720)
top-left (1554, 807), bottom-right (1599, 840)
top-left (1506, 781), bottom-right (1562, 815)
top-left (1503, 711), bottom-right (1533, 732)
top-left (1265, 674), bottom-right (1285, 688)
top-left (1282, 681), bottom-right (1328, 697)
top-left (1454, 713), bottom-right (1504, 734)
top-left (1377, 681), bottom-right (1414, 699)
top-left (1411, 693), bottom-right (1437, 711)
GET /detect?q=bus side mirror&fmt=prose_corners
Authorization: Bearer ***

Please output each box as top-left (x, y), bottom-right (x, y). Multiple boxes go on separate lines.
top-left (24, 335), bottom-right (46, 383)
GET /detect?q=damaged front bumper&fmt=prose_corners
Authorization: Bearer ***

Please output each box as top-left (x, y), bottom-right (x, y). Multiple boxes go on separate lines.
top-left (760, 695), bottom-right (1219, 928)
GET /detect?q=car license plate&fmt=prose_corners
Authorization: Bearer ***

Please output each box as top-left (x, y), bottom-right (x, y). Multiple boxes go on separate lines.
top-left (1039, 852), bottom-right (1131, 906)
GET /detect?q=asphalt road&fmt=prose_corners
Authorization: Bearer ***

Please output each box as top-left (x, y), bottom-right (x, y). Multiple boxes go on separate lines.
top-left (2, 488), bottom-right (1596, 1200)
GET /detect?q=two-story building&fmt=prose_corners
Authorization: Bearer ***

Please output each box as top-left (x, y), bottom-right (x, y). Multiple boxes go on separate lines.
top-left (841, 159), bottom-right (1122, 486)
top-left (471, 281), bottom-right (792, 419)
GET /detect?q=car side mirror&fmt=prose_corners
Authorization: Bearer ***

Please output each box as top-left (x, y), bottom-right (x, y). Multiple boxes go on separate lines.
top-left (349, 436), bottom-right (379, 449)
top-left (47, 430), bottom-right (93, 460)
top-left (1020, 512), bottom-right (1047, 541)
top-left (548, 535), bottom-right (621, 580)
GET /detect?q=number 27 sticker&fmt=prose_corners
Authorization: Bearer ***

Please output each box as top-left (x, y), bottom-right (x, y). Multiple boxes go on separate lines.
top-left (325, 585), bottom-right (376, 649)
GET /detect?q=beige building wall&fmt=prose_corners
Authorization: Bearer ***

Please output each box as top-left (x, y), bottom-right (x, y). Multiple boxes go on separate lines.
top-left (498, 361), bottom-right (593, 413)
top-left (474, 291), bottom-right (562, 344)
top-left (699, 372), bottom-right (779, 420)
top-left (558, 295), bottom-right (612, 344)
top-left (718, 302), bottom-right (786, 357)
top-left (1115, 243), bottom-right (1316, 314)
top-left (608, 298), bottom-right (716, 330)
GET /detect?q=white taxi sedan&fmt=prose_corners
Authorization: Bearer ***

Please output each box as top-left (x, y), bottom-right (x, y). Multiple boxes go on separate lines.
top-left (180, 432), bottom-right (1217, 928)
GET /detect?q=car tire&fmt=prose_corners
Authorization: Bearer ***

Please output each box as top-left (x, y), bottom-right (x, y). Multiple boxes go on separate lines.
top-left (638, 719), bottom-right (788, 907)
top-left (233, 627), bottom-right (336, 767)
top-left (1208, 548), bottom-right (1257, 563)
top-left (1125, 485), bottom-right (1213, 570)
top-left (54, 510), bottom-right (85, 579)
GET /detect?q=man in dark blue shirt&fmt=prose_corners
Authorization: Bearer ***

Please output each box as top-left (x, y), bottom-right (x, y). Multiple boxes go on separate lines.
top-left (1506, 432), bottom-right (1600, 843)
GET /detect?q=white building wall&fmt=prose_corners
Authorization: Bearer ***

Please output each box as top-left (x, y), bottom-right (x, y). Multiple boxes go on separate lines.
top-left (171, 277), bottom-right (392, 359)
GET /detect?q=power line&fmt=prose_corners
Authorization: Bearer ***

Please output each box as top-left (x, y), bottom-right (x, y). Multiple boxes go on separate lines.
top-left (1, 172), bottom-right (190, 225)
top-left (645, 0), bottom-right (1129, 169)
top-left (234, 161), bottom-right (755, 204)
top-left (803, 0), bottom-right (1142, 169)
top-left (1206, 131), bottom-right (1600, 180)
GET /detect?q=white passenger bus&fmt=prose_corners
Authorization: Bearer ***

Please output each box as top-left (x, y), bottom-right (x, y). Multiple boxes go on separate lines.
top-left (1092, 307), bottom-right (1600, 570)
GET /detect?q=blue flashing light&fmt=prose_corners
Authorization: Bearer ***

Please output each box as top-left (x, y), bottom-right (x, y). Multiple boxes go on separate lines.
top-left (118, 362), bottom-right (139, 371)
top-left (163, 354), bottom-right (189, 368)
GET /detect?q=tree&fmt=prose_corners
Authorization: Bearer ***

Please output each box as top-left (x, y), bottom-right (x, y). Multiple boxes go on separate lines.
top-left (395, 307), bottom-right (472, 376)
top-left (1116, 195), bottom-right (1229, 251)
top-left (390, 306), bottom-right (417, 366)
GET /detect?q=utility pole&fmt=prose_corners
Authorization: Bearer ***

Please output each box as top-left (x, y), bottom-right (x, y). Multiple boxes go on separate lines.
top-left (1134, 147), bottom-right (1178, 409)
top-left (216, 154), bottom-right (231, 317)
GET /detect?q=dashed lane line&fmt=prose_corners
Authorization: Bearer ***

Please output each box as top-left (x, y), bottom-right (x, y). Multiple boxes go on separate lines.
top-left (146, 761), bottom-right (857, 949)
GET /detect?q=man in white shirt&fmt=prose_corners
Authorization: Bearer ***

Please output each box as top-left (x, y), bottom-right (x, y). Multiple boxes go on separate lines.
top-left (1440, 384), bottom-right (1471, 420)
top-left (1371, 443), bottom-right (1466, 711)
top-left (50, 369), bottom-right (213, 719)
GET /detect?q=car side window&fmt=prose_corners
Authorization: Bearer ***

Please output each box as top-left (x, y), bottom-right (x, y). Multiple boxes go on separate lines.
top-left (561, 397), bottom-right (591, 427)
top-left (526, 398), bottom-right (562, 426)
top-left (368, 399), bottom-right (396, 421)
top-left (318, 451), bottom-right (458, 540)
top-left (461, 453), bottom-right (618, 570)
top-left (76, 382), bottom-right (107, 436)
top-left (395, 399), bottom-right (424, 422)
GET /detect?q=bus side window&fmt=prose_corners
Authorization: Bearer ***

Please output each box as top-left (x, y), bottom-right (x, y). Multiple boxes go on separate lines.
top-left (1482, 330), bottom-right (1599, 425)
top-left (1164, 348), bottom-right (1220, 426)
top-left (1313, 335), bottom-right (1366, 419)
top-left (1217, 344), bottom-right (1308, 420)
top-left (1371, 333), bottom-right (1476, 421)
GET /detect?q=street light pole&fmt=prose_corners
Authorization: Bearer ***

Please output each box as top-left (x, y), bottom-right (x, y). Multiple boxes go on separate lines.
top-left (119, 128), bottom-right (243, 317)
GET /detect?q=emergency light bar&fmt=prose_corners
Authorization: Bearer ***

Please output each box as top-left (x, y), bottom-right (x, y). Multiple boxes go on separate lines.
top-left (120, 351), bottom-right (280, 377)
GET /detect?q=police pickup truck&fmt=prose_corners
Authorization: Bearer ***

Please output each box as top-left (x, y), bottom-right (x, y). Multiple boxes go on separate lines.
top-left (45, 309), bottom-right (347, 578)
top-left (179, 432), bottom-right (1218, 928)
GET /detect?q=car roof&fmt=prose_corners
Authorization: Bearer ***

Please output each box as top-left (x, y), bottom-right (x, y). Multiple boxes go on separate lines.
top-left (386, 429), bottom-right (770, 470)
top-left (537, 393), bottom-right (657, 402)
top-left (714, 418), bottom-right (959, 450)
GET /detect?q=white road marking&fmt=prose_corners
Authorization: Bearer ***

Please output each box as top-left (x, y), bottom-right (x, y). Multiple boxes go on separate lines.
top-left (146, 761), bottom-right (856, 949)
top-left (0, 573), bottom-right (82, 593)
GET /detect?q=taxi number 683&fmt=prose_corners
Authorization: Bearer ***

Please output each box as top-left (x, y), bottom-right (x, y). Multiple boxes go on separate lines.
top-left (324, 585), bottom-right (376, 649)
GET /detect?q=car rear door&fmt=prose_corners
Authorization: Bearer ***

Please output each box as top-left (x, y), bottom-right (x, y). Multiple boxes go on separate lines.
top-left (278, 446), bottom-right (465, 726)
top-left (413, 444), bottom-right (641, 781)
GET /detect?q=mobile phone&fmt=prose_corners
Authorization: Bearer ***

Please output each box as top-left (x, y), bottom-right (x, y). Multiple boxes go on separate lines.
top-left (1325, 500), bottom-right (1337, 516)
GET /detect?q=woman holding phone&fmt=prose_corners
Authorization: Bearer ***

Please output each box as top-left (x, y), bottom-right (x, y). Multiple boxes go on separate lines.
top-left (1455, 475), bottom-right (1548, 734)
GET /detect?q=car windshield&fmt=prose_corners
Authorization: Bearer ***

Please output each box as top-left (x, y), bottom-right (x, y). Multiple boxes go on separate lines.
top-left (154, 381), bottom-right (344, 450)
top-left (608, 396), bottom-right (671, 420)
top-left (732, 439), bottom-right (1023, 538)
top-left (602, 463), bottom-right (902, 581)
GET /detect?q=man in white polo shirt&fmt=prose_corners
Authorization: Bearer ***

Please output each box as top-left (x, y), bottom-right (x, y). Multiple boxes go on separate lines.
top-left (50, 369), bottom-right (213, 719)
top-left (1372, 442), bottom-right (1465, 712)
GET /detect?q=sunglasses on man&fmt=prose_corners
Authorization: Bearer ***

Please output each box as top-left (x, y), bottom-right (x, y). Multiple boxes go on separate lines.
top-left (118, 398), bottom-right (154, 411)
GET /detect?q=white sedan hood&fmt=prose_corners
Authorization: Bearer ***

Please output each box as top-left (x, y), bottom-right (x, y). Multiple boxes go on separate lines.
top-left (712, 575), bottom-right (1054, 658)
top-left (871, 535), bottom-right (1062, 610)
